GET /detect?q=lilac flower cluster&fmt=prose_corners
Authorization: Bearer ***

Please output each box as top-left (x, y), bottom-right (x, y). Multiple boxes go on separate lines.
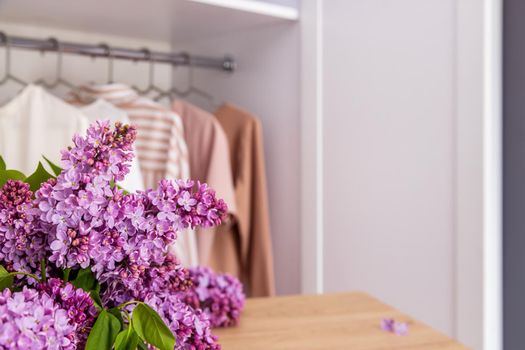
top-left (102, 254), bottom-right (191, 308)
top-left (0, 120), bottom-right (233, 350)
top-left (0, 180), bottom-right (45, 274)
top-left (38, 278), bottom-right (98, 345)
top-left (34, 121), bottom-right (137, 270)
top-left (34, 120), bottom-right (227, 287)
top-left (181, 267), bottom-right (245, 328)
top-left (62, 120), bottom-right (137, 182)
top-left (381, 318), bottom-right (409, 336)
top-left (144, 292), bottom-right (220, 350)
top-left (0, 287), bottom-right (77, 349)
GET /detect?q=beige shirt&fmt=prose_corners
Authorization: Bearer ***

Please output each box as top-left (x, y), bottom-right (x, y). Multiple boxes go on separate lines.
top-left (67, 84), bottom-right (198, 267)
top-left (172, 100), bottom-right (236, 265)
top-left (0, 85), bottom-right (89, 174)
top-left (210, 103), bottom-right (275, 297)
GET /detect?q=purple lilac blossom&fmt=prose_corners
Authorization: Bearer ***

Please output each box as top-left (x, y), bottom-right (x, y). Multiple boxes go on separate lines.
top-left (0, 120), bottom-right (232, 348)
top-left (144, 292), bottom-right (220, 350)
top-left (181, 267), bottom-right (245, 328)
top-left (0, 287), bottom-right (77, 350)
top-left (38, 278), bottom-right (98, 345)
top-left (0, 180), bottom-right (45, 275)
top-left (34, 120), bottom-right (227, 282)
top-left (101, 254), bottom-right (192, 308)
top-left (381, 318), bottom-right (409, 336)
top-left (34, 121), bottom-right (137, 270)
top-left (393, 321), bottom-right (409, 336)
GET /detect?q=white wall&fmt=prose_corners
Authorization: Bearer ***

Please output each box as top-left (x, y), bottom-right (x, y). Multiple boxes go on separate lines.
top-left (321, 0), bottom-right (456, 339)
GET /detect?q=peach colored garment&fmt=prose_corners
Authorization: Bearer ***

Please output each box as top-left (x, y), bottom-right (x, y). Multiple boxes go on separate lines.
top-left (172, 100), bottom-right (237, 265)
top-left (210, 103), bottom-right (275, 297)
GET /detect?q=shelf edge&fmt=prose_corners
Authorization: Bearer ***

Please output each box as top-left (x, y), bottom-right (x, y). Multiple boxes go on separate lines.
top-left (188, 0), bottom-right (299, 20)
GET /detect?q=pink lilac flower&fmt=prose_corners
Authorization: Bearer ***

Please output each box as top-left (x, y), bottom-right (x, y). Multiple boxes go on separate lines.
top-left (34, 120), bottom-right (227, 279)
top-left (144, 292), bottom-right (220, 350)
top-left (0, 287), bottom-right (77, 349)
top-left (181, 267), bottom-right (245, 328)
top-left (0, 120), bottom-right (231, 348)
top-left (0, 180), bottom-right (45, 275)
top-left (38, 278), bottom-right (98, 345)
top-left (381, 318), bottom-right (409, 336)
top-left (101, 254), bottom-right (191, 308)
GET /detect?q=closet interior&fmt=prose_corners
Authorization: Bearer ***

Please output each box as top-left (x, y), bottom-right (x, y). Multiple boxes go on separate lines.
top-left (0, 0), bottom-right (301, 297)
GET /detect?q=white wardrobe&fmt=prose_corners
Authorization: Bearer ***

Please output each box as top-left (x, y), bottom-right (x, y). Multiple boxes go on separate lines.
top-left (0, 1), bottom-right (500, 349)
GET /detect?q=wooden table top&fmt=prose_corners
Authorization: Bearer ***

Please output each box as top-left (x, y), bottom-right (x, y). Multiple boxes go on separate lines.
top-left (213, 292), bottom-right (468, 350)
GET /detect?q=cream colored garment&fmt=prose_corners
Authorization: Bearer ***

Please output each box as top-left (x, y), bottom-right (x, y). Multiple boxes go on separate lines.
top-left (172, 100), bottom-right (237, 265)
top-left (66, 84), bottom-right (198, 266)
top-left (0, 85), bottom-right (89, 174)
top-left (80, 99), bottom-right (145, 193)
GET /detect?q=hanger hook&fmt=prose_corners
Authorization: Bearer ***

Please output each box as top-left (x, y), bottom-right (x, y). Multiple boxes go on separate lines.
top-left (180, 52), bottom-right (193, 95)
top-left (45, 37), bottom-right (63, 83)
top-left (141, 47), bottom-right (154, 87)
top-left (99, 43), bottom-right (114, 83)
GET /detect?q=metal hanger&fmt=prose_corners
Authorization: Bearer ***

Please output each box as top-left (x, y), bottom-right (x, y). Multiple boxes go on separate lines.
top-left (35, 37), bottom-right (76, 90)
top-left (154, 53), bottom-right (190, 102)
top-left (0, 31), bottom-right (28, 88)
top-left (99, 43), bottom-right (114, 84)
top-left (155, 54), bottom-right (220, 108)
top-left (133, 48), bottom-right (167, 96)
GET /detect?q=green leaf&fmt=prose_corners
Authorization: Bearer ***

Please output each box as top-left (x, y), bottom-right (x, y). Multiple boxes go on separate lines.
top-left (86, 310), bottom-right (121, 350)
top-left (132, 303), bottom-right (175, 350)
top-left (136, 341), bottom-right (149, 350)
top-left (114, 326), bottom-right (140, 350)
top-left (0, 156), bottom-right (5, 171)
top-left (24, 162), bottom-right (54, 192)
top-left (62, 268), bottom-right (71, 282)
top-left (0, 265), bottom-right (13, 291)
top-left (71, 268), bottom-right (97, 291)
top-left (109, 180), bottom-right (130, 195)
top-left (0, 169), bottom-right (26, 187)
top-left (42, 155), bottom-right (62, 176)
top-left (90, 288), bottom-right (103, 311)
top-left (108, 307), bottom-right (125, 328)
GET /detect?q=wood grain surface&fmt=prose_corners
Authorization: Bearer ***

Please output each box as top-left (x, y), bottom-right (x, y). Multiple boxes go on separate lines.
top-left (213, 292), bottom-right (469, 349)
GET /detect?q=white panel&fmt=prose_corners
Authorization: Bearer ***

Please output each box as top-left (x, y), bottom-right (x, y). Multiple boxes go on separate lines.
top-left (322, 0), bottom-right (455, 336)
top-left (300, 0), bottom-right (324, 294)
top-left (482, 0), bottom-right (502, 348)
top-left (455, 0), bottom-right (484, 348)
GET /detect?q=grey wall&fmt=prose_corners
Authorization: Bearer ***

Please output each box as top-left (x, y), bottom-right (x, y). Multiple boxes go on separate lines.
top-left (504, 0), bottom-right (525, 349)
top-left (321, 0), bottom-right (457, 337)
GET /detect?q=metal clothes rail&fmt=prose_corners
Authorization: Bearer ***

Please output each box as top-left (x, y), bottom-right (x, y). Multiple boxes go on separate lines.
top-left (0, 34), bottom-right (236, 72)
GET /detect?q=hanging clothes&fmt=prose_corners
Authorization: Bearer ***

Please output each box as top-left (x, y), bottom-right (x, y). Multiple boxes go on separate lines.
top-left (80, 99), bottom-right (145, 193)
top-left (209, 103), bottom-right (275, 297)
top-left (66, 84), bottom-right (198, 267)
top-left (172, 100), bottom-right (237, 265)
top-left (0, 84), bottom-right (89, 174)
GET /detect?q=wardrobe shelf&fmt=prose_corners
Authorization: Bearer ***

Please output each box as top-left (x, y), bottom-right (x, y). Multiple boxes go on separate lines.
top-left (189, 0), bottom-right (298, 20)
top-left (0, 0), bottom-right (299, 44)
